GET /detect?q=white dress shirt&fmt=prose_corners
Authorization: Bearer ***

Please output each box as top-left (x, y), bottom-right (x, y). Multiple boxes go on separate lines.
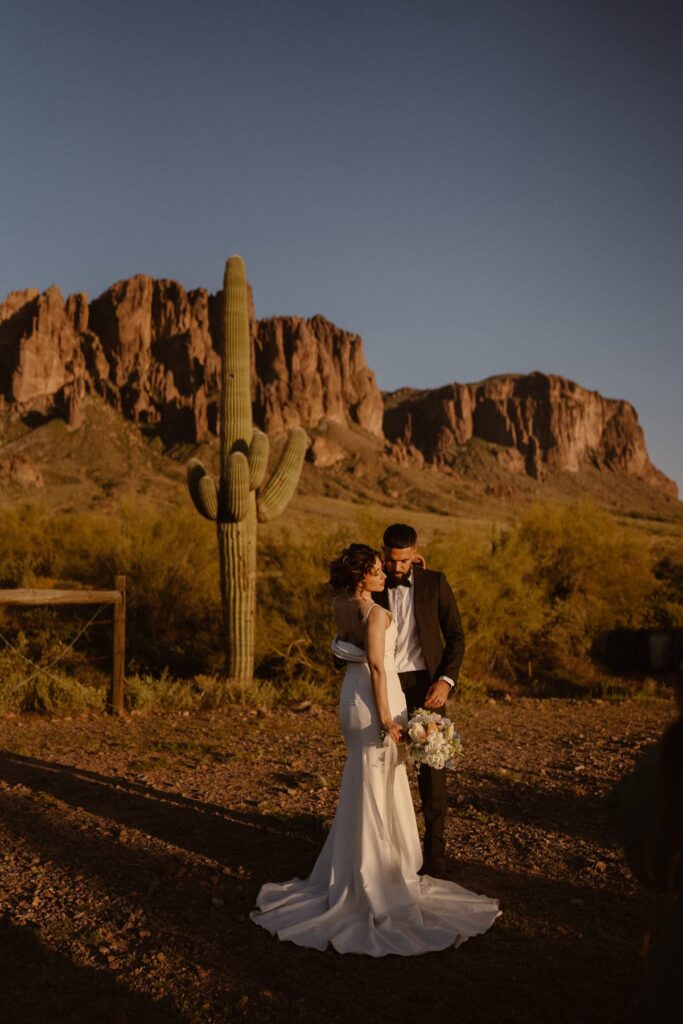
top-left (387, 570), bottom-right (454, 687)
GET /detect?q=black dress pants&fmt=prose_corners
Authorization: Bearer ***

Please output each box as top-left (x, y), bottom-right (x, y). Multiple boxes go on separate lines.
top-left (399, 669), bottom-right (448, 860)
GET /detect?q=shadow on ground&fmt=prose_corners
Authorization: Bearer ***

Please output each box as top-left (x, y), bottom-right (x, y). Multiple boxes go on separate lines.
top-left (0, 916), bottom-right (186, 1024)
top-left (0, 749), bottom-right (658, 1024)
top-left (462, 767), bottom-right (612, 843)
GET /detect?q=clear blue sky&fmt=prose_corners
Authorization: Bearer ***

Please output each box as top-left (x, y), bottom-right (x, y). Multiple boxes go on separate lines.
top-left (2, 0), bottom-right (681, 492)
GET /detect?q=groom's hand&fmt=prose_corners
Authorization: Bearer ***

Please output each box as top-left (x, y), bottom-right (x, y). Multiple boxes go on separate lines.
top-left (424, 679), bottom-right (451, 709)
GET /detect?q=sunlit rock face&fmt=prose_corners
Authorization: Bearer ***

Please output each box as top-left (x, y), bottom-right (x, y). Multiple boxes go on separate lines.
top-left (0, 278), bottom-right (383, 444)
top-left (0, 280), bottom-right (676, 497)
top-left (383, 373), bottom-right (677, 496)
top-left (0, 284), bottom-right (90, 426)
top-left (88, 275), bottom-right (219, 442)
top-left (253, 315), bottom-right (383, 438)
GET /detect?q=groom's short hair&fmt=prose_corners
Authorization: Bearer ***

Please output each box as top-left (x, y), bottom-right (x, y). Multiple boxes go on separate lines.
top-left (383, 523), bottom-right (417, 549)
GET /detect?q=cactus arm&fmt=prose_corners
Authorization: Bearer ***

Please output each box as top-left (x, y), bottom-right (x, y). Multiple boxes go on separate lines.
top-left (187, 459), bottom-right (218, 520)
top-left (248, 429), bottom-right (270, 490)
top-left (257, 427), bottom-right (308, 522)
top-left (222, 451), bottom-right (250, 523)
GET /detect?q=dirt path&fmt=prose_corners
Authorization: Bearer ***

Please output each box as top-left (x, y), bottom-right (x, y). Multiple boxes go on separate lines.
top-left (0, 698), bottom-right (676, 1024)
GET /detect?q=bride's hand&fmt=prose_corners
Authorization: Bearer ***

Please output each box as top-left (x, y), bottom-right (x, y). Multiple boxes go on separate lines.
top-left (382, 720), bottom-right (403, 744)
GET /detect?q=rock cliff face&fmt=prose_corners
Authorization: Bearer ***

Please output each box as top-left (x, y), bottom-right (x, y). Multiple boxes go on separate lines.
top-left (88, 276), bottom-right (220, 442)
top-left (0, 285), bottom-right (91, 428)
top-left (0, 277), bottom-right (383, 443)
top-left (253, 315), bottom-right (383, 437)
top-left (0, 277), bottom-right (676, 497)
top-left (383, 373), bottom-right (676, 496)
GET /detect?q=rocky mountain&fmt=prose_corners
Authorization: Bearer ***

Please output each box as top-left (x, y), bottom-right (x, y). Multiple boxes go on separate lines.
top-left (0, 277), bottom-right (383, 445)
top-left (0, 275), bottom-right (676, 499)
top-left (253, 315), bottom-right (383, 438)
top-left (384, 374), bottom-right (677, 497)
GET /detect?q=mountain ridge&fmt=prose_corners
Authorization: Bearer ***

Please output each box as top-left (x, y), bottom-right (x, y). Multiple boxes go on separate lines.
top-left (0, 274), bottom-right (677, 501)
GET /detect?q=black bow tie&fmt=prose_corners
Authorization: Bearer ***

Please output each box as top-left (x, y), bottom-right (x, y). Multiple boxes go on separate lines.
top-left (387, 577), bottom-right (411, 589)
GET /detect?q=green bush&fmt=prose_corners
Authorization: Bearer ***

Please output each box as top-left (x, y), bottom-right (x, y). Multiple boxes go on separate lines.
top-left (123, 671), bottom-right (280, 712)
top-left (0, 501), bottom-right (223, 678)
top-left (255, 526), bottom-right (351, 688)
top-left (0, 640), bottom-right (107, 714)
top-left (427, 502), bottom-right (680, 691)
top-left (647, 552), bottom-right (683, 628)
top-left (0, 499), bottom-right (680, 712)
top-left (0, 503), bottom-right (379, 710)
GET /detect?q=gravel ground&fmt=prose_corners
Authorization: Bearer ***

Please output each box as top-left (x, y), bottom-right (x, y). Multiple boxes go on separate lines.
top-left (0, 697), bottom-right (677, 1024)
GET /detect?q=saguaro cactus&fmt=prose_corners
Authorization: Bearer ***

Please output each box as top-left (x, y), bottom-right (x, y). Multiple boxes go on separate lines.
top-left (187, 255), bottom-right (307, 682)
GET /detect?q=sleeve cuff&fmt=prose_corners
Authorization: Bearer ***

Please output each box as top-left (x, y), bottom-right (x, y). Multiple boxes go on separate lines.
top-left (439, 676), bottom-right (455, 688)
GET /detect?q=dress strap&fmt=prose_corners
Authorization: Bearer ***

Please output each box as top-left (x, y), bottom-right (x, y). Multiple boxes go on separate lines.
top-left (362, 602), bottom-right (377, 624)
top-left (363, 602), bottom-right (391, 625)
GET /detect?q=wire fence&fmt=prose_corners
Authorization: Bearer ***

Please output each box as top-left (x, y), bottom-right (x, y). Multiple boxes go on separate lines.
top-left (0, 577), bottom-right (127, 712)
top-left (0, 602), bottom-right (110, 688)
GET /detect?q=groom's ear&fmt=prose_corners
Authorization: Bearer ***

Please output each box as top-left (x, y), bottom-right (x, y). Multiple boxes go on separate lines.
top-left (412, 552), bottom-right (427, 569)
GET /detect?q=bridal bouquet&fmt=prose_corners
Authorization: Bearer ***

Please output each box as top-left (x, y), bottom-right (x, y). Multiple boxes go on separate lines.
top-left (405, 709), bottom-right (462, 770)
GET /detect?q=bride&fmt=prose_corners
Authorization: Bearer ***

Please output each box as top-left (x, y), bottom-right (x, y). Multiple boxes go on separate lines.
top-left (250, 543), bottom-right (501, 956)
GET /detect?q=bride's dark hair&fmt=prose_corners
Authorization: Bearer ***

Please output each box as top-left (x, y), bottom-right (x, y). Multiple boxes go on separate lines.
top-left (329, 543), bottom-right (379, 594)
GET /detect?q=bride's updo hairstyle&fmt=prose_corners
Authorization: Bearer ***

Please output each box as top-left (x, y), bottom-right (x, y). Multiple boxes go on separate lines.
top-left (329, 543), bottom-right (379, 595)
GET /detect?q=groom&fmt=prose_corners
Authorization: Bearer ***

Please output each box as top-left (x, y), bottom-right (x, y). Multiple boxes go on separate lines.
top-left (374, 522), bottom-right (466, 879)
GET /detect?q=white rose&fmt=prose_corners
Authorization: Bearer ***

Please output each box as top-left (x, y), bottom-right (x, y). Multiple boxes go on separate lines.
top-left (409, 723), bottom-right (428, 744)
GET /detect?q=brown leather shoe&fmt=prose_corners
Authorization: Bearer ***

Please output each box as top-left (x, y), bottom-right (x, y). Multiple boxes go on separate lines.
top-left (421, 856), bottom-right (447, 879)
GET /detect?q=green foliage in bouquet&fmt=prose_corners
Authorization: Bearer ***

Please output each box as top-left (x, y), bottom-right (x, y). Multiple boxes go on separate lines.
top-left (186, 256), bottom-right (308, 682)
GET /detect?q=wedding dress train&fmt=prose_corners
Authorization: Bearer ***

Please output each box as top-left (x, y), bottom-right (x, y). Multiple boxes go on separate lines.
top-left (250, 615), bottom-right (500, 956)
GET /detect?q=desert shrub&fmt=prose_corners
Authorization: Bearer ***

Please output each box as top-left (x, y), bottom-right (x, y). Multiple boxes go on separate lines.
top-left (0, 501), bottom-right (223, 678)
top-left (0, 644), bottom-right (37, 712)
top-left (0, 503), bottom-right (58, 585)
top-left (124, 669), bottom-right (201, 712)
top-left (204, 677), bottom-right (278, 709)
top-left (255, 526), bottom-right (350, 692)
top-left (427, 502), bottom-right (671, 690)
top-left (123, 672), bottom-right (285, 712)
top-left (0, 502), bottom-right (380, 710)
top-left (645, 552), bottom-right (683, 628)
top-left (0, 498), bottom-right (677, 710)
top-left (22, 675), bottom-right (107, 714)
top-left (255, 508), bottom-right (389, 697)
top-left (110, 502), bottom-right (222, 676)
top-left (0, 638), bottom-right (107, 714)
top-left (0, 614), bottom-right (111, 709)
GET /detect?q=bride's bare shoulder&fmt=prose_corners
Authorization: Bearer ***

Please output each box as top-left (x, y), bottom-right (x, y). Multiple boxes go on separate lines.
top-left (366, 603), bottom-right (392, 626)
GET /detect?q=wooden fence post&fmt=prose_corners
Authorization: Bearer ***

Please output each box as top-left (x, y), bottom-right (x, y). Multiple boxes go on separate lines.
top-left (111, 574), bottom-right (126, 714)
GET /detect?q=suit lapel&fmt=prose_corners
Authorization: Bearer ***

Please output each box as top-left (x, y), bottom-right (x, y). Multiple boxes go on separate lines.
top-left (374, 587), bottom-right (390, 610)
top-left (411, 565), bottom-right (425, 613)
top-left (408, 566), bottom-right (423, 645)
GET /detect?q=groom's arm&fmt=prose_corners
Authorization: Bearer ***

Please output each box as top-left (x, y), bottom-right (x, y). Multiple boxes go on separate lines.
top-left (436, 572), bottom-right (465, 694)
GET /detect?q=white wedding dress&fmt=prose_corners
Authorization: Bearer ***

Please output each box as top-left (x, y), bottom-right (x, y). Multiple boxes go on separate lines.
top-left (251, 611), bottom-right (501, 956)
